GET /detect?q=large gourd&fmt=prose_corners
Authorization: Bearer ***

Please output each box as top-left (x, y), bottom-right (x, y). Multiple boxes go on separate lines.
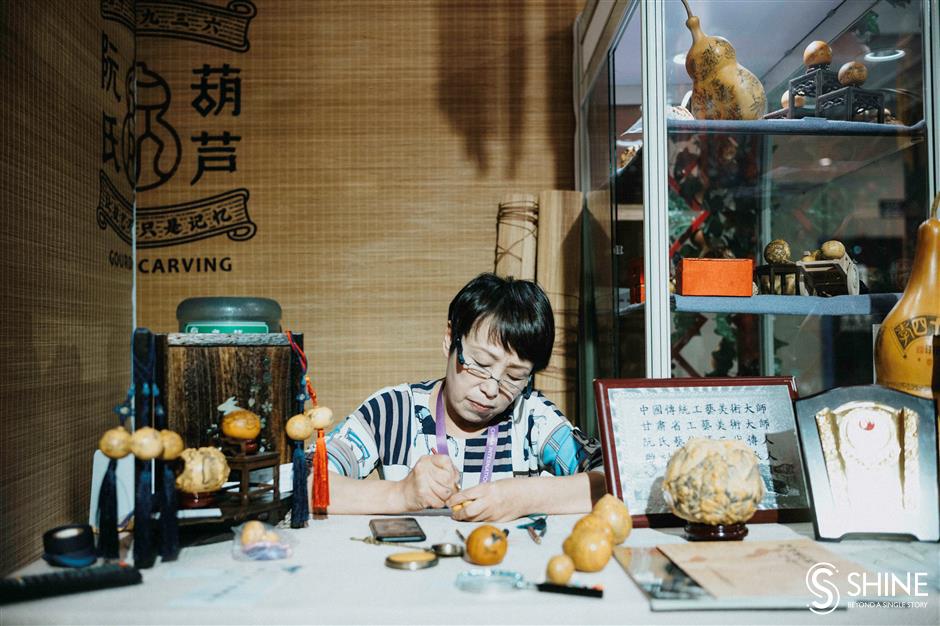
top-left (680, 0), bottom-right (766, 120)
top-left (875, 195), bottom-right (940, 400)
top-left (662, 438), bottom-right (764, 527)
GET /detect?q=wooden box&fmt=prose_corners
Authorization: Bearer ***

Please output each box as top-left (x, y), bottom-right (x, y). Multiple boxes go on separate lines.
top-left (678, 258), bottom-right (754, 297)
top-left (156, 333), bottom-right (305, 464)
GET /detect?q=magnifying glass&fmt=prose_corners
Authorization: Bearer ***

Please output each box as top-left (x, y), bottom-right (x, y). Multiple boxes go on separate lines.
top-left (455, 570), bottom-right (603, 598)
top-left (381, 543), bottom-right (465, 570)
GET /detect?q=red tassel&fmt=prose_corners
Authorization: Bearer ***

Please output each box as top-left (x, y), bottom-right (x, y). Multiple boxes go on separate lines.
top-left (312, 428), bottom-right (330, 513)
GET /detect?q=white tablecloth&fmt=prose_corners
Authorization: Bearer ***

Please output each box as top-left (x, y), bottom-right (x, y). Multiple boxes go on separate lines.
top-left (4, 515), bottom-right (938, 625)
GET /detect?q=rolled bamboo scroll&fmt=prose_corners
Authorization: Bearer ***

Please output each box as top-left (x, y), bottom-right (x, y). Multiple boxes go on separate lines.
top-left (534, 190), bottom-right (583, 421)
top-left (495, 193), bottom-right (538, 280)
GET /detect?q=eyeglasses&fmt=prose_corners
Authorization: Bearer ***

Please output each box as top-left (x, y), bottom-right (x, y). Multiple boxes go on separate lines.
top-left (454, 337), bottom-right (530, 396)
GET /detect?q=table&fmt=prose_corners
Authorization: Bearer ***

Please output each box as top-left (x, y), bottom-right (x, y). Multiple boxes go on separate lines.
top-left (4, 515), bottom-right (938, 625)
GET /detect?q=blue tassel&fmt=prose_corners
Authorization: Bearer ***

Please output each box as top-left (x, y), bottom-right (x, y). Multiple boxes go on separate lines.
top-left (291, 441), bottom-right (309, 528)
top-left (133, 459), bottom-right (156, 568)
top-left (159, 462), bottom-right (179, 561)
top-left (96, 458), bottom-right (119, 559)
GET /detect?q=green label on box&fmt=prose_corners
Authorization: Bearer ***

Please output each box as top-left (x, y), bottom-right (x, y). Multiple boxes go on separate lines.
top-left (183, 321), bottom-right (270, 334)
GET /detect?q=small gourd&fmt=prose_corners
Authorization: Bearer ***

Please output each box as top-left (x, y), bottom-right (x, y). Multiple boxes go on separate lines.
top-left (130, 427), bottom-right (164, 461)
top-left (681, 0), bottom-right (766, 120)
top-left (221, 409), bottom-right (262, 440)
top-left (306, 406), bottom-right (334, 430)
top-left (465, 525), bottom-right (508, 566)
top-left (592, 493), bottom-right (632, 544)
top-left (780, 91), bottom-right (805, 110)
top-left (838, 61), bottom-right (868, 87)
top-left (763, 239), bottom-right (791, 264)
top-left (571, 514), bottom-right (613, 545)
top-left (803, 41), bottom-right (832, 68)
top-left (286, 413), bottom-right (315, 441)
top-left (875, 196), bottom-right (940, 399)
top-left (562, 529), bottom-right (612, 572)
top-left (99, 426), bottom-right (132, 459)
top-left (240, 520), bottom-right (265, 546)
top-left (819, 240), bottom-right (846, 260)
top-left (159, 429), bottom-right (184, 461)
top-left (546, 554), bottom-right (575, 585)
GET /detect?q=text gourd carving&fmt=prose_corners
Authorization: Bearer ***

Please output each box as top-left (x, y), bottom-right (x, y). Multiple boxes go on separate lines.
top-left (681, 0), bottom-right (766, 120)
top-left (875, 195), bottom-right (940, 400)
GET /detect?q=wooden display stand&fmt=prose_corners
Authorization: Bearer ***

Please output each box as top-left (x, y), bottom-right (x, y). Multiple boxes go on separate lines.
top-left (786, 65), bottom-right (841, 119)
top-left (755, 264), bottom-right (805, 295)
top-left (817, 86), bottom-right (885, 123)
top-left (156, 333), bottom-right (306, 464)
top-left (221, 450), bottom-right (280, 506)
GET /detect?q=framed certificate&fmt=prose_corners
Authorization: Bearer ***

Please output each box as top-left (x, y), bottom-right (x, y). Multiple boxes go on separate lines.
top-left (594, 377), bottom-right (811, 527)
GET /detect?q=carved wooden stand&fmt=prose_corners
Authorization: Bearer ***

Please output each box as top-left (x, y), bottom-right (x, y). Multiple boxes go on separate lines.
top-left (817, 86), bottom-right (885, 123)
top-left (755, 264), bottom-right (806, 295)
top-left (222, 450), bottom-right (280, 506)
top-left (685, 522), bottom-right (748, 541)
top-left (786, 65), bottom-right (841, 119)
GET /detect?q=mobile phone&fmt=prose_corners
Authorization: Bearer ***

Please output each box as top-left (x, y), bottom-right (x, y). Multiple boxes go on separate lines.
top-left (369, 517), bottom-right (426, 543)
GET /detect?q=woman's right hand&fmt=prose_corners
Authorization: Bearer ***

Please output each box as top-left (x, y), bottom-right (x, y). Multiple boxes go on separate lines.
top-left (396, 453), bottom-right (460, 510)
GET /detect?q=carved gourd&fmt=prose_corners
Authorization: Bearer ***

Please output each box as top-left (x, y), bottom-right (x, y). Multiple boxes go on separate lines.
top-left (662, 438), bottom-right (764, 526)
top-left (680, 0), bottom-right (766, 120)
top-left (875, 196), bottom-right (940, 400)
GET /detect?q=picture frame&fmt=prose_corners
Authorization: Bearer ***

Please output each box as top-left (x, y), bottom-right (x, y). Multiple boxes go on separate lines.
top-left (594, 377), bottom-right (811, 527)
top-left (794, 384), bottom-right (939, 542)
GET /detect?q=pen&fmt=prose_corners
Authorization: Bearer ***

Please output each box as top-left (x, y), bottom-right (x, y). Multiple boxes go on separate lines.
top-left (430, 448), bottom-right (462, 495)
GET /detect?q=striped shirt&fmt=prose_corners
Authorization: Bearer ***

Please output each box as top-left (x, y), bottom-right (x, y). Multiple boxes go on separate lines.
top-left (325, 380), bottom-right (602, 487)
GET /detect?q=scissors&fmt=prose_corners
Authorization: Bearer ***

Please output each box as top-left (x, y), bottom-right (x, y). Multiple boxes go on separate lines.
top-left (516, 514), bottom-right (547, 544)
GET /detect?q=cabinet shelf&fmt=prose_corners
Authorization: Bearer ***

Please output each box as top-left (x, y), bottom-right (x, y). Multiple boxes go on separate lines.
top-left (618, 293), bottom-right (901, 319)
top-left (616, 118), bottom-right (925, 202)
top-left (666, 117), bottom-right (925, 138)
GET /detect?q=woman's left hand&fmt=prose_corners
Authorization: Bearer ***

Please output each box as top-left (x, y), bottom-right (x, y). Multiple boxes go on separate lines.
top-left (446, 479), bottom-right (528, 522)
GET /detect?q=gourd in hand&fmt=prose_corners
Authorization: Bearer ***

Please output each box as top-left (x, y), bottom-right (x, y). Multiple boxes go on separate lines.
top-left (680, 0), bottom-right (766, 120)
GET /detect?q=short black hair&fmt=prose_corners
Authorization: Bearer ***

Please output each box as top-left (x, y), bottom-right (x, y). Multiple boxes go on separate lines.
top-left (447, 273), bottom-right (554, 373)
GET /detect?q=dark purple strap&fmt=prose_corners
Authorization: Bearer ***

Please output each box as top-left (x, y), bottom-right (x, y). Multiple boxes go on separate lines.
top-left (435, 382), bottom-right (499, 484)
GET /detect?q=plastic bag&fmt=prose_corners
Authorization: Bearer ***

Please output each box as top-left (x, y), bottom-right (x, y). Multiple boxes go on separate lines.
top-left (232, 520), bottom-right (293, 561)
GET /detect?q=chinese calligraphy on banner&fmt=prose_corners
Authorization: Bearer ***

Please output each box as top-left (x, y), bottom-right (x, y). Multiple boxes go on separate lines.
top-left (607, 384), bottom-right (809, 516)
top-left (100, 0), bottom-right (258, 269)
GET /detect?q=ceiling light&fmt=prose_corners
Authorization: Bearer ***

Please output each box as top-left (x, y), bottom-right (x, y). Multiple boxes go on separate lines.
top-left (673, 53), bottom-right (686, 65)
top-left (819, 157), bottom-right (833, 167)
top-left (864, 49), bottom-right (905, 63)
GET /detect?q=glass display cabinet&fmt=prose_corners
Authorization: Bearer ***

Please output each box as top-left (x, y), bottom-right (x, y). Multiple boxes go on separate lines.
top-left (574, 0), bottom-right (939, 424)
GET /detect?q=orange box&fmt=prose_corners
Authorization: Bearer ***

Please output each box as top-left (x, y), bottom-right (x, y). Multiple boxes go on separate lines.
top-left (678, 258), bottom-right (754, 297)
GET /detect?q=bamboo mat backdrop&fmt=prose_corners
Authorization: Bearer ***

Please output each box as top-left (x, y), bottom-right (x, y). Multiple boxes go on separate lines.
top-left (0, 1), bottom-right (134, 574)
top-left (135, 0), bottom-right (580, 426)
